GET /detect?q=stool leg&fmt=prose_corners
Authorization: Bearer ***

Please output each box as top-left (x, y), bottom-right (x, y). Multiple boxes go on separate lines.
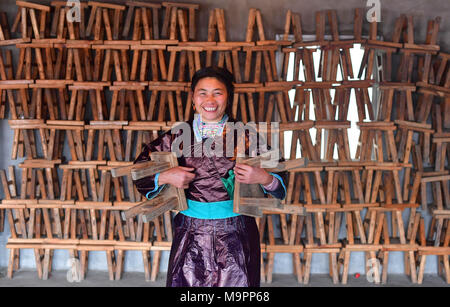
top-left (14, 249), bottom-right (20, 272)
top-left (293, 253), bottom-right (303, 283)
top-left (443, 255), bottom-right (450, 284)
top-left (80, 251), bottom-right (88, 280)
top-left (303, 252), bottom-right (312, 284)
top-left (438, 254), bottom-right (443, 277)
top-left (417, 255), bottom-right (427, 284)
top-left (34, 248), bottom-right (43, 280)
top-left (143, 250), bottom-right (151, 282)
top-left (381, 251), bottom-right (389, 284)
top-left (408, 250), bottom-right (417, 283)
top-left (42, 249), bottom-right (51, 280)
top-left (341, 251), bottom-right (350, 285)
top-left (7, 248), bottom-right (15, 279)
top-left (404, 252), bottom-right (411, 276)
top-left (331, 252), bottom-right (339, 284)
top-left (108, 250), bottom-right (116, 281)
top-left (151, 250), bottom-right (161, 281)
top-left (260, 253), bottom-right (266, 283)
top-left (266, 253), bottom-right (274, 283)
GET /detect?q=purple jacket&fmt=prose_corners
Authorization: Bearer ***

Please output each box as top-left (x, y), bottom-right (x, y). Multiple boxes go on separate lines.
top-left (133, 121), bottom-right (286, 202)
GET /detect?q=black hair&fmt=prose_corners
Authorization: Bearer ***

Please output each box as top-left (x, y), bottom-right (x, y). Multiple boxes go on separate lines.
top-left (190, 66), bottom-right (235, 120)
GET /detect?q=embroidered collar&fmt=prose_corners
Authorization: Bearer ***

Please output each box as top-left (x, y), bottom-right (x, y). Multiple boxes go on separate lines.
top-left (193, 114), bottom-right (229, 142)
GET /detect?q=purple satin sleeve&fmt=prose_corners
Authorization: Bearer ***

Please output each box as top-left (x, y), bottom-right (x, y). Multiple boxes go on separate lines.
top-left (261, 173), bottom-right (286, 200)
top-left (133, 132), bottom-right (174, 198)
top-left (262, 175), bottom-right (279, 191)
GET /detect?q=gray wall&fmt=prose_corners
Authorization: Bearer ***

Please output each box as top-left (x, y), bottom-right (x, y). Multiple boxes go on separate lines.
top-left (0, 0), bottom-right (447, 277)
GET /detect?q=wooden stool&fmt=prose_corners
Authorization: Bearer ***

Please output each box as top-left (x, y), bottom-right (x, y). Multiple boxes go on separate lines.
top-left (364, 163), bottom-right (407, 208)
top-left (316, 10), bottom-right (362, 82)
top-left (15, 1), bottom-right (51, 40)
top-left (206, 8), bottom-right (250, 78)
top-left (122, 121), bottom-right (163, 163)
top-left (148, 81), bottom-right (188, 122)
top-left (2, 201), bottom-right (26, 279)
top-left (303, 243), bottom-right (341, 284)
top-left (283, 165), bottom-right (342, 284)
top-left (85, 1), bottom-right (125, 40)
top-left (359, 19), bottom-right (401, 81)
top-left (1, 191), bottom-right (68, 280)
top-left (85, 120), bottom-right (127, 162)
top-left (260, 204), bottom-right (305, 283)
top-left (325, 165), bottom-right (368, 248)
top-left (279, 9), bottom-right (302, 82)
top-left (340, 243), bottom-right (382, 284)
top-left (0, 12), bottom-right (20, 119)
top-left (68, 81), bottom-right (110, 121)
top-left (49, 1), bottom-right (88, 38)
top-left (114, 240), bottom-right (153, 281)
top-left (394, 120), bottom-right (434, 201)
top-left (357, 121), bottom-right (400, 164)
top-left (66, 200), bottom-right (123, 281)
top-left (122, 1), bottom-right (161, 40)
top-left (59, 162), bottom-right (102, 275)
top-left (428, 52), bottom-right (450, 88)
top-left (118, 204), bottom-right (173, 282)
top-left (397, 16), bottom-right (440, 83)
top-left (0, 80), bottom-right (32, 158)
top-left (8, 107), bottom-right (43, 160)
top-left (417, 246), bottom-right (450, 284)
top-left (6, 237), bottom-right (78, 280)
top-left (254, 83), bottom-right (291, 124)
top-left (0, 183), bottom-right (24, 279)
top-left (420, 209), bottom-right (450, 281)
top-left (45, 120), bottom-right (85, 161)
top-left (264, 243), bottom-right (304, 284)
top-left (77, 239), bottom-right (116, 280)
top-left (160, 2), bottom-right (199, 41)
top-left (258, 161), bottom-right (305, 283)
top-left (374, 205), bottom-right (420, 284)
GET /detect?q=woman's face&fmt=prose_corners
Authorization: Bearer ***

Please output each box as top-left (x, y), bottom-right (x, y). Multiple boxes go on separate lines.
top-left (192, 77), bottom-right (228, 123)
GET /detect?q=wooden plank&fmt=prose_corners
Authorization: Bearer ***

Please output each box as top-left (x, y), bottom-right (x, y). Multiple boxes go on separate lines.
top-left (87, 1), bottom-right (125, 11)
top-left (150, 152), bottom-right (187, 211)
top-left (16, 1), bottom-right (50, 12)
top-left (162, 2), bottom-right (199, 10)
top-left (131, 162), bottom-right (171, 180)
top-left (141, 197), bottom-right (178, 223)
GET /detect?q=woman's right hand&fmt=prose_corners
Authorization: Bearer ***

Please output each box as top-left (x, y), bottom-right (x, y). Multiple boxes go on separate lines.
top-left (158, 166), bottom-right (196, 189)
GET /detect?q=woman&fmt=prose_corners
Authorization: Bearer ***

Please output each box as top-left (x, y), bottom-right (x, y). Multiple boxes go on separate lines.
top-left (134, 67), bottom-right (286, 287)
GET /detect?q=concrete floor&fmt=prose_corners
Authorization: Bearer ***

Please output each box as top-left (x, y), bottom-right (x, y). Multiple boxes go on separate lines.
top-left (0, 269), bottom-right (448, 287)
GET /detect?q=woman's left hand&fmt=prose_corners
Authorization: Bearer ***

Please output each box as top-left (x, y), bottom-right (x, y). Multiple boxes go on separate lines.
top-left (234, 163), bottom-right (273, 186)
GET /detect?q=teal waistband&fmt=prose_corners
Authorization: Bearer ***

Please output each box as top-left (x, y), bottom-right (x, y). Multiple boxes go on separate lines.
top-left (180, 199), bottom-right (240, 220)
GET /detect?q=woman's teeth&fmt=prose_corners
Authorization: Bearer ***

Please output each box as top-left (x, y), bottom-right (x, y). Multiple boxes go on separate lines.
top-left (203, 107), bottom-right (217, 112)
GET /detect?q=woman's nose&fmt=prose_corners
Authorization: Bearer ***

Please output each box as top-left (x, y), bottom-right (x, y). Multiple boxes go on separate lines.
top-left (205, 95), bottom-right (215, 103)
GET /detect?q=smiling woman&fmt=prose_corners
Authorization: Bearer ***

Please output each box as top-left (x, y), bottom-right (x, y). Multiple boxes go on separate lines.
top-left (133, 66), bottom-right (286, 287)
top-left (190, 66), bottom-right (236, 121)
top-left (192, 77), bottom-right (228, 123)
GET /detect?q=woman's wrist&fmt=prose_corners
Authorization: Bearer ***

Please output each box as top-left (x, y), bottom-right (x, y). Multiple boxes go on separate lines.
top-left (259, 171), bottom-right (274, 186)
top-left (157, 171), bottom-right (167, 186)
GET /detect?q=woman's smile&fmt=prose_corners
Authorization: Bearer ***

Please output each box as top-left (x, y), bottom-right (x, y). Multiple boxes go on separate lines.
top-left (202, 105), bottom-right (218, 112)
top-left (192, 77), bottom-right (228, 123)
